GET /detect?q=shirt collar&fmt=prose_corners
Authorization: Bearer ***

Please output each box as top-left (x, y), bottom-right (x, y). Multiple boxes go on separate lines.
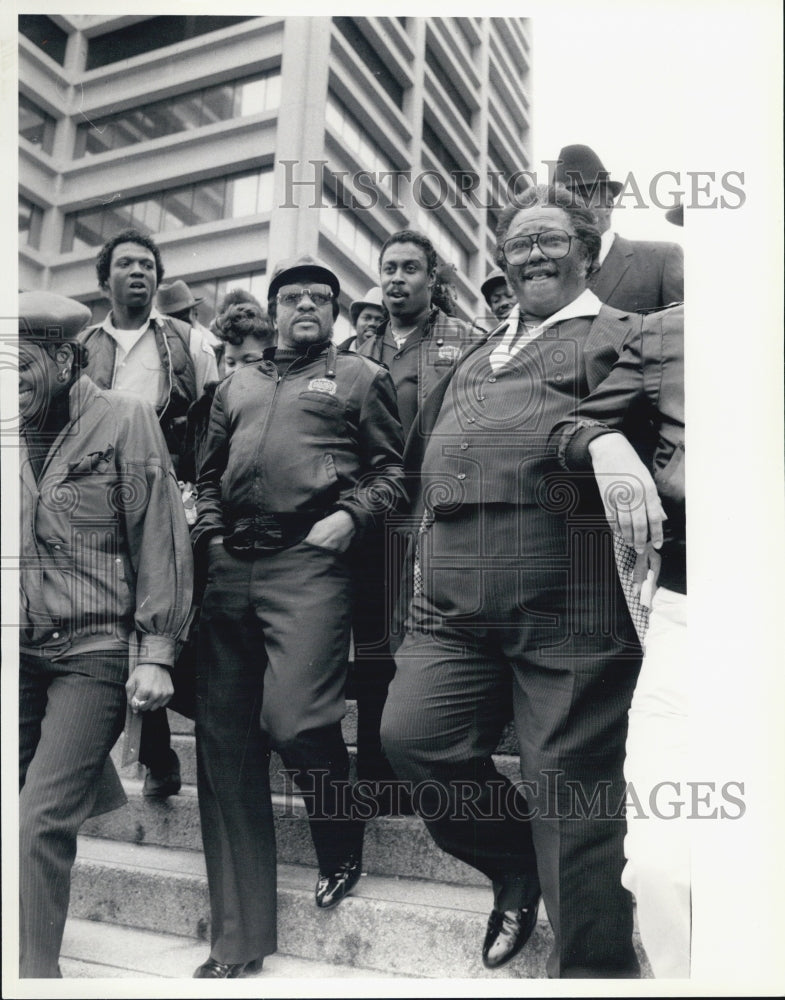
top-left (498, 288), bottom-right (604, 341)
top-left (597, 230), bottom-right (616, 266)
top-left (101, 305), bottom-right (163, 337)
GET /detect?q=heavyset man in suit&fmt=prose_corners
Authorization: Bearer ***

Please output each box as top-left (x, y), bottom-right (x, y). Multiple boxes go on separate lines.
top-left (555, 144), bottom-right (684, 313)
top-left (381, 183), bottom-right (654, 978)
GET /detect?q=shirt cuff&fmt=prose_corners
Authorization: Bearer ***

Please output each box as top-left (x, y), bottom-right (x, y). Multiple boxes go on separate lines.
top-left (136, 635), bottom-right (176, 669)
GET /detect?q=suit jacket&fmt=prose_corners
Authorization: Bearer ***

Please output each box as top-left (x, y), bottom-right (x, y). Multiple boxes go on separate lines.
top-left (552, 303), bottom-right (685, 592)
top-left (589, 235), bottom-right (683, 312)
top-left (403, 303), bottom-right (646, 514)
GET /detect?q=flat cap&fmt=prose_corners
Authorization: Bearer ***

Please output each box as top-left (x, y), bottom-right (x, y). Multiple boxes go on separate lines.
top-left (268, 254), bottom-right (340, 301)
top-left (18, 291), bottom-right (92, 342)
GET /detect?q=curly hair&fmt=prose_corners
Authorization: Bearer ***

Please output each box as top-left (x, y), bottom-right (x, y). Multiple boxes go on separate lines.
top-left (493, 184), bottom-right (601, 274)
top-left (378, 230), bottom-right (438, 276)
top-left (95, 229), bottom-right (165, 288)
top-left (214, 294), bottom-right (275, 347)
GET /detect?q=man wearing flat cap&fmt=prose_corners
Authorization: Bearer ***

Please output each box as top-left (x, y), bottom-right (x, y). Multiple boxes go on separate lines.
top-left (190, 254), bottom-right (407, 978)
top-left (555, 144), bottom-right (684, 312)
top-left (18, 291), bottom-right (193, 977)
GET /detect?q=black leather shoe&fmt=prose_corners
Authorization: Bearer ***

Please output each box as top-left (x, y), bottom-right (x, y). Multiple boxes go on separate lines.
top-left (193, 956), bottom-right (264, 978)
top-left (482, 901), bottom-right (539, 969)
top-left (315, 855), bottom-right (362, 909)
top-left (143, 749), bottom-right (181, 799)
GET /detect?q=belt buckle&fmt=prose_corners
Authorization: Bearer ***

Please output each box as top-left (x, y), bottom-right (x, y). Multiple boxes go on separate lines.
top-left (253, 514), bottom-right (284, 550)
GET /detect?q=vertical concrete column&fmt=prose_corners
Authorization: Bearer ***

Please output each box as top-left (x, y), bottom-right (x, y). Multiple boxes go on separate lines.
top-left (399, 17), bottom-right (426, 226)
top-left (472, 18), bottom-right (492, 301)
top-left (42, 27), bottom-right (88, 269)
top-left (269, 16), bottom-right (332, 265)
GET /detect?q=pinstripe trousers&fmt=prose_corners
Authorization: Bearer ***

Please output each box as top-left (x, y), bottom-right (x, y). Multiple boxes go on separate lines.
top-left (19, 651), bottom-right (128, 978)
top-left (382, 504), bottom-right (643, 978)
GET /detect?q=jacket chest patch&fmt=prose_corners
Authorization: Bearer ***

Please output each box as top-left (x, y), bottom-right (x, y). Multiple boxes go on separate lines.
top-left (307, 378), bottom-right (337, 395)
top-left (437, 343), bottom-right (461, 363)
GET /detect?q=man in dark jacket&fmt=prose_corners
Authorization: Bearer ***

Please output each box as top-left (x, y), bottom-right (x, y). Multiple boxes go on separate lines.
top-left (552, 303), bottom-right (688, 977)
top-left (78, 229), bottom-right (218, 799)
top-left (190, 255), bottom-right (406, 978)
top-left (555, 144), bottom-right (684, 312)
top-left (382, 184), bottom-right (651, 978)
top-left (355, 232), bottom-right (475, 794)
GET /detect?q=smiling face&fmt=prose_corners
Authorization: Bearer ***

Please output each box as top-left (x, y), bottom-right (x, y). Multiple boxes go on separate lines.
top-left (503, 206), bottom-right (591, 321)
top-left (103, 241), bottom-right (158, 316)
top-left (274, 280), bottom-right (335, 348)
top-left (380, 242), bottom-right (435, 324)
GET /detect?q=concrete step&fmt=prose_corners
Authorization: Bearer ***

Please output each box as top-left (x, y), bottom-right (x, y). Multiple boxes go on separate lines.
top-left (61, 917), bottom-right (404, 980)
top-left (70, 836), bottom-right (558, 978)
top-left (82, 783), bottom-right (489, 887)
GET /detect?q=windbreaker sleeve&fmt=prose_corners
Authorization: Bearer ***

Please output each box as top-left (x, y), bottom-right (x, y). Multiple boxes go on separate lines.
top-left (334, 366), bottom-right (408, 540)
top-left (117, 399), bottom-right (194, 667)
top-left (191, 382), bottom-right (230, 554)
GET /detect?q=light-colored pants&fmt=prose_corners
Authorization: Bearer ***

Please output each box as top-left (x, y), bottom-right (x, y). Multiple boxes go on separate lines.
top-left (621, 586), bottom-right (690, 978)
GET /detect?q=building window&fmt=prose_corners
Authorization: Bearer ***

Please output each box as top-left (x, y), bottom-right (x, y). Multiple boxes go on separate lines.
top-left (19, 94), bottom-right (56, 154)
top-left (61, 168), bottom-right (274, 252)
top-left (321, 190), bottom-right (383, 271)
top-left (422, 120), bottom-right (476, 192)
top-left (333, 18), bottom-right (404, 109)
top-left (187, 270), bottom-right (268, 321)
top-left (74, 71), bottom-right (280, 158)
top-left (416, 208), bottom-right (469, 272)
top-left (19, 196), bottom-right (44, 250)
top-left (19, 15), bottom-right (68, 66)
top-left (85, 16), bottom-right (255, 70)
top-left (325, 94), bottom-right (396, 198)
top-left (425, 39), bottom-right (473, 125)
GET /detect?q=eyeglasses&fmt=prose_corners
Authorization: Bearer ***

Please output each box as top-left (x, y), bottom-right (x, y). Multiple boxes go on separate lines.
top-left (276, 287), bottom-right (334, 307)
top-left (501, 230), bottom-right (574, 265)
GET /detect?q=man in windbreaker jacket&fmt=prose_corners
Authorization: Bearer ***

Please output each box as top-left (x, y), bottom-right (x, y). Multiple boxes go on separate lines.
top-left (19, 291), bottom-right (193, 978)
top-left (190, 255), bottom-right (406, 979)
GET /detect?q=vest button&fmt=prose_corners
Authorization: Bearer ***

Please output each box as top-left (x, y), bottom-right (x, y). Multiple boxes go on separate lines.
top-left (460, 442), bottom-right (469, 450)
top-left (52, 632), bottom-right (59, 639)
top-left (467, 417), bottom-right (475, 423)
top-left (457, 473), bottom-right (466, 480)
top-left (488, 377), bottom-right (496, 383)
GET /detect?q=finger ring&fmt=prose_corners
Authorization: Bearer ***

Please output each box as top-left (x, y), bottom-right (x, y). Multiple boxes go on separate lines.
top-left (132, 698), bottom-right (146, 708)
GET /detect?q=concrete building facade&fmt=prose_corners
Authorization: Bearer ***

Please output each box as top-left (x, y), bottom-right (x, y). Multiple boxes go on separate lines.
top-left (19, 14), bottom-right (532, 336)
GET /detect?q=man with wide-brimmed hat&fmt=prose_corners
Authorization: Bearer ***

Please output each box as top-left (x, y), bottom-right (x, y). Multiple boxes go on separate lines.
top-left (338, 285), bottom-right (387, 352)
top-left (157, 278), bottom-right (221, 351)
top-left (555, 144), bottom-right (683, 312)
top-left (190, 254), bottom-right (407, 977)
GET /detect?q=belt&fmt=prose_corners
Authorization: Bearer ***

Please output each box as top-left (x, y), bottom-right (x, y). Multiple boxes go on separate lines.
top-left (224, 512), bottom-right (322, 555)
